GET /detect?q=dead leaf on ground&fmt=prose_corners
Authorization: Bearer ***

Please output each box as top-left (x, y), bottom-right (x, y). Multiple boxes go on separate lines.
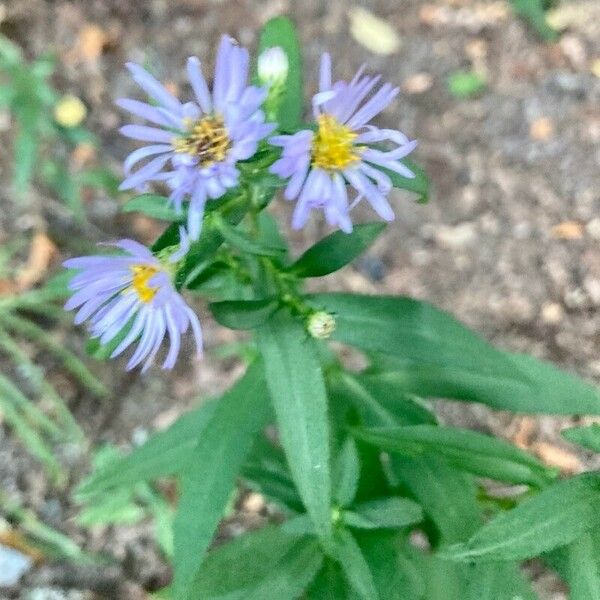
top-left (403, 73), bottom-right (434, 95)
top-left (0, 529), bottom-right (44, 564)
top-left (551, 220), bottom-right (584, 240)
top-left (529, 117), bottom-right (555, 141)
top-left (532, 441), bottom-right (582, 474)
top-left (15, 233), bottom-right (58, 292)
top-left (71, 143), bottom-right (97, 170)
top-left (512, 416), bottom-right (535, 449)
top-left (348, 6), bottom-right (401, 56)
top-left (67, 23), bottom-right (111, 64)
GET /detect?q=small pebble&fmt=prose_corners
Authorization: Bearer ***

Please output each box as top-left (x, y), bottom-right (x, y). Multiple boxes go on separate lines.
top-left (540, 302), bottom-right (564, 325)
top-left (586, 218), bottom-right (600, 240)
top-left (0, 544), bottom-right (31, 587)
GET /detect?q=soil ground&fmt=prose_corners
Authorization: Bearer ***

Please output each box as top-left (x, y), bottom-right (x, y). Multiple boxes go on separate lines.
top-left (0, 0), bottom-right (599, 598)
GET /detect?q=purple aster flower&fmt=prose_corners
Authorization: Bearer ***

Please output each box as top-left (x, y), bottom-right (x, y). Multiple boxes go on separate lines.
top-left (270, 53), bottom-right (418, 232)
top-left (63, 234), bottom-right (201, 373)
top-left (118, 35), bottom-right (275, 240)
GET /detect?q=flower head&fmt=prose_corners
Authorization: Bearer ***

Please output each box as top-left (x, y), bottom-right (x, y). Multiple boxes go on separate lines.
top-left (118, 36), bottom-right (275, 240)
top-left (269, 53), bottom-right (417, 232)
top-left (63, 235), bottom-right (201, 372)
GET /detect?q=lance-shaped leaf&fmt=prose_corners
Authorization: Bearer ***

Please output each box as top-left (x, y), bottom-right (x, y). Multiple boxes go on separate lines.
top-left (170, 360), bottom-right (271, 598)
top-left (567, 532), bottom-right (600, 599)
top-left (441, 472), bottom-right (600, 562)
top-left (210, 298), bottom-right (279, 330)
top-left (352, 424), bottom-right (555, 487)
top-left (380, 158), bottom-right (429, 203)
top-left (187, 526), bottom-right (323, 599)
top-left (122, 194), bottom-right (182, 221)
top-left (288, 223), bottom-right (386, 278)
top-left (311, 293), bottom-right (600, 415)
top-left (562, 424), bottom-right (600, 452)
top-left (331, 529), bottom-right (379, 600)
top-left (344, 497), bottom-right (423, 530)
top-left (77, 399), bottom-right (219, 495)
top-left (256, 311), bottom-right (333, 541)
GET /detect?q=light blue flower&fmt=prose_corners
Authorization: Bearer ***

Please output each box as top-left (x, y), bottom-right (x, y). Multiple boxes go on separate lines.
top-left (63, 233), bottom-right (201, 372)
top-left (118, 36), bottom-right (275, 240)
top-left (270, 53), bottom-right (417, 232)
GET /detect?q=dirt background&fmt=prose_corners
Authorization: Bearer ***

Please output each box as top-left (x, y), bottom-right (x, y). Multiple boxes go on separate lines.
top-left (1, 0), bottom-right (600, 598)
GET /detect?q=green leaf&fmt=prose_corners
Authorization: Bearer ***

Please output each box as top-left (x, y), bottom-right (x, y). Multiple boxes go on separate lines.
top-left (442, 472), bottom-right (600, 561)
top-left (187, 526), bottom-right (323, 599)
top-left (209, 298), bottom-right (279, 330)
top-left (354, 531), bottom-right (426, 600)
top-left (122, 194), bottom-right (182, 221)
top-left (288, 223), bottom-right (386, 278)
top-left (256, 311), bottom-right (333, 542)
top-left (562, 424), bottom-right (600, 452)
top-left (306, 560), bottom-right (348, 600)
top-left (331, 529), bottom-right (379, 600)
top-left (447, 70), bottom-right (487, 99)
top-left (352, 424), bottom-right (554, 487)
top-left (348, 373), bottom-right (437, 426)
top-left (13, 103), bottom-right (40, 194)
top-left (41, 160), bottom-right (84, 220)
top-left (257, 17), bottom-right (303, 131)
top-left (77, 167), bottom-right (120, 195)
top-left (313, 294), bottom-right (600, 415)
top-left (242, 437), bottom-right (304, 512)
top-left (78, 366), bottom-right (266, 506)
top-left (308, 293), bottom-right (519, 378)
top-left (379, 158), bottom-right (430, 203)
top-left (77, 399), bottom-right (219, 495)
top-left (173, 360), bottom-right (271, 599)
top-left (333, 437), bottom-right (360, 507)
top-left (345, 497), bottom-right (423, 530)
top-left (214, 215), bottom-right (284, 257)
top-left (567, 532), bottom-right (600, 599)
top-left (510, 0), bottom-right (558, 41)
top-left (77, 488), bottom-right (144, 526)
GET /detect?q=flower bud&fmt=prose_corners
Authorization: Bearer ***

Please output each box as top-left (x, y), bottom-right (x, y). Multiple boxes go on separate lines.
top-left (307, 311), bottom-right (336, 340)
top-left (54, 95), bottom-right (87, 128)
top-left (258, 46), bottom-right (288, 88)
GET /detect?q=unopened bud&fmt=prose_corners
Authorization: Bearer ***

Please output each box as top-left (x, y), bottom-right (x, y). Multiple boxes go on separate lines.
top-left (54, 95), bottom-right (87, 128)
top-left (258, 46), bottom-right (288, 88)
top-left (307, 311), bottom-right (336, 340)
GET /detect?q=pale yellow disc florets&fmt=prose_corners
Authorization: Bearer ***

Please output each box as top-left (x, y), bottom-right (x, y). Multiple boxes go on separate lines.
top-left (173, 115), bottom-right (231, 167)
top-left (311, 114), bottom-right (361, 171)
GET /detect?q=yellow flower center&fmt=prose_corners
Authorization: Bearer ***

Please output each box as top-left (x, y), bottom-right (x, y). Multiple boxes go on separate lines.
top-left (311, 114), bottom-right (361, 171)
top-left (130, 265), bottom-right (160, 304)
top-left (173, 115), bottom-right (231, 167)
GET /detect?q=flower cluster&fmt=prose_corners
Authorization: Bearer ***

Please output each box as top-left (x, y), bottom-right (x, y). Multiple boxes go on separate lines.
top-left (64, 35), bottom-right (416, 370)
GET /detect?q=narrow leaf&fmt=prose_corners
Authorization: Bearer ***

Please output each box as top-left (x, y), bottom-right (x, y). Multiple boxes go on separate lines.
top-left (379, 158), bottom-right (429, 203)
top-left (173, 360), bottom-right (271, 598)
top-left (122, 194), bottom-right (182, 221)
top-left (442, 472), bottom-right (600, 561)
top-left (567, 532), bottom-right (600, 599)
top-left (352, 424), bottom-right (555, 487)
top-left (345, 497), bottom-right (423, 530)
top-left (333, 437), bottom-right (360, 507)
top-left (331, 529), bottom-right (379, 600)
top-left (188, 526), bottom-right (323, 599)
top-left (289, 223), bottom-right (385, 278)
top-left (256, 311), bottom-right (332, 541)
top-left (209, 298), bottom-right (279, 330)
top-left (562, 424), bottom-right (600, 452)
top-left (77, 399), bottom-right (218, 495)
